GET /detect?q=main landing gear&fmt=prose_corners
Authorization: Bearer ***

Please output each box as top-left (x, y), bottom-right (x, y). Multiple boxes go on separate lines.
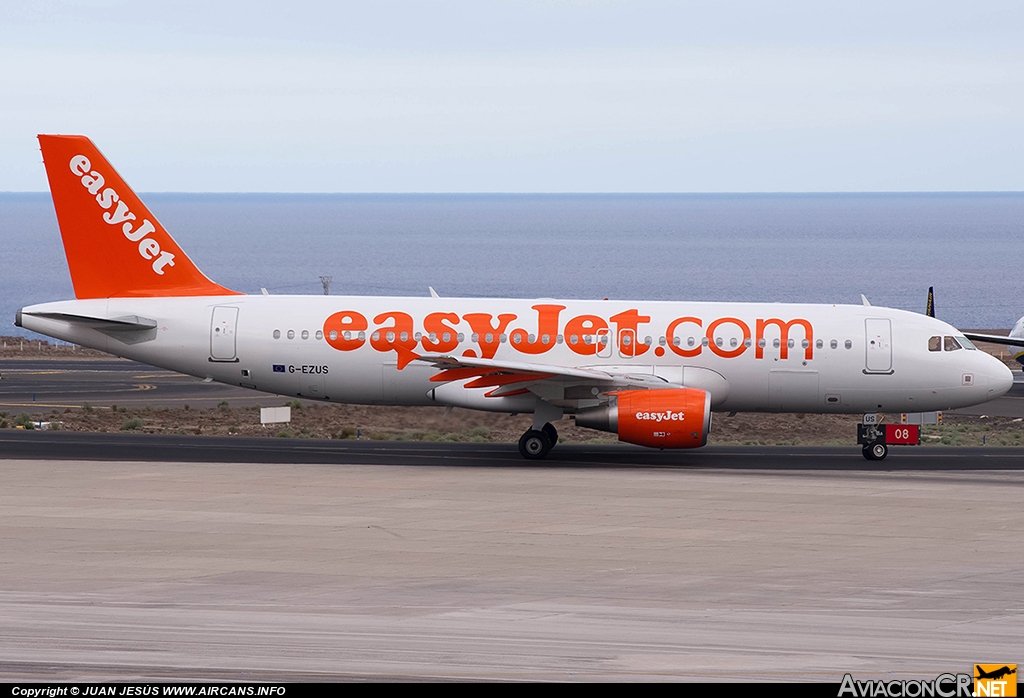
top-left (519, 422), bottom-right (559, 460)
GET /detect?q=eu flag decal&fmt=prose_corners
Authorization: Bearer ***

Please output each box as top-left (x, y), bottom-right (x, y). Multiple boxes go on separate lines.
top-left (273, 364), bottom-right (286, 373)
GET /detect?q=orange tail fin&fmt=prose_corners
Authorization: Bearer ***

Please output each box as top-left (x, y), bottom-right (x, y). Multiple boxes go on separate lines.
top-left (38, 134), bottom-right (240, 299)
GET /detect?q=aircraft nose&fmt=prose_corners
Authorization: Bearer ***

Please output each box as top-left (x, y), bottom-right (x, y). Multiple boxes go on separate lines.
top-left (982, 355), bottom-right (1014, 400)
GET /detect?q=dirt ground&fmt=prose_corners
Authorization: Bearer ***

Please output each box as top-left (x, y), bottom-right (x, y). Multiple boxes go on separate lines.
top-left (3, 335), bottom-right (1022, 447)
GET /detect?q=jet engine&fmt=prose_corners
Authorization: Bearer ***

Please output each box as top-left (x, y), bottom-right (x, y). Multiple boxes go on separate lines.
top-left (574, 388), bottom-right (711, 449)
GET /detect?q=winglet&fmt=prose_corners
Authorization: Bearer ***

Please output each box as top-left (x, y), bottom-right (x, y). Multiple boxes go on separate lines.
top-left (37, 135), bottom-right (240, 299)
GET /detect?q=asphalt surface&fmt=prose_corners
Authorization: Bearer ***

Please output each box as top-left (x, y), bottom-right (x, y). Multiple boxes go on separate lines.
top-left (0, 359), bottom-right (281, 411)
top-left (2, 429), bottom-right (1024, 469)
top-left (1, 455), bottom-right (1021, 681)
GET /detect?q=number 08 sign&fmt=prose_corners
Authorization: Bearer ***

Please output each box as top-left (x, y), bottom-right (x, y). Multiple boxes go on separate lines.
top-left (885, 424), bottom-right (920, 445)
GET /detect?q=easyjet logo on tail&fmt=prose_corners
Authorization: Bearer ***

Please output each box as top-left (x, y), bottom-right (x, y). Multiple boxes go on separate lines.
top-left (68, 155), bottom-right (176, 275)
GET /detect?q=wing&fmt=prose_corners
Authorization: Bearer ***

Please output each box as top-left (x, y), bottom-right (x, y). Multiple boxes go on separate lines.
top-left (414, 354), bottom-right (672, 404)
top-left (962, 332), bottom-right (1024, 348)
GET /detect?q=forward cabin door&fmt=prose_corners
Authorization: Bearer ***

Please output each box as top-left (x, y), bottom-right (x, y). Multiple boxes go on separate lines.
top-left (864, 318), bottom-right (893, 373)
top-left (210, 306), bottom-right (239, 362)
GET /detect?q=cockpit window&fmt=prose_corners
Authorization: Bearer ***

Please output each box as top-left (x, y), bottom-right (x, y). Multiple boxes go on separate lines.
top-left (955, 335), bottom-right (977, 350)
top-left (943, 335), bottom-right (962, 351)
top-left (928, 336), bottom-right (941, 352)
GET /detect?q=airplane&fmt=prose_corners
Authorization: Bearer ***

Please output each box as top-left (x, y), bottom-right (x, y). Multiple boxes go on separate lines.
top-left (926, 286), bottom-right (1024, 369)
top-left (975, 666), bottom-right (1016, 681)
top-left (14, 135), bottom-right (1015, 461)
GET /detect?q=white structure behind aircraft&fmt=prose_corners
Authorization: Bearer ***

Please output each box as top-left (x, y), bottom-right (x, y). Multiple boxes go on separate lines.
top-left (16, 136), bottom-right (1014, 460)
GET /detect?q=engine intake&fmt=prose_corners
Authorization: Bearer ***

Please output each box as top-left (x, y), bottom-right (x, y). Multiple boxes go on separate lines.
top-left (575, 388), bottom-right (712, 449)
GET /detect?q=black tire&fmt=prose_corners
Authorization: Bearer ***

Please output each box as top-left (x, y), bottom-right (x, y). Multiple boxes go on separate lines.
top-left (541, 422), bottom-right (558, 446)
top-left (870, 442), bottom-right (888, 460)
top-left (518, 429), bottom-right (552, 459)
top-left (862, 445), bottom-right (875, 461)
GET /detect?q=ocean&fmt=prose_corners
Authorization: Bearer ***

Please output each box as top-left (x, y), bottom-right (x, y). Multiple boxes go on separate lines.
top-left (1, 192), bottom-right (1022, 337)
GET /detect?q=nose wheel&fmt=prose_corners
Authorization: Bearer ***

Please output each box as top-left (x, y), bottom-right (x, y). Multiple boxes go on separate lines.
top-left (862, 442), bottom-right (888, 461)
top-left (519, 423), bottom-right (558, 459)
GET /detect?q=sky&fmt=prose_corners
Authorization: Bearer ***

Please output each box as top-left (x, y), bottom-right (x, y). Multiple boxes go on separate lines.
top-left (1, 1), bottom-right (1023, 192)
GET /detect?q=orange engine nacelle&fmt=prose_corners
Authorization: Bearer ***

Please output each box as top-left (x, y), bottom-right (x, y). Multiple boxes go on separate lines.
top-left (574, 388), bottom-right (712, 449)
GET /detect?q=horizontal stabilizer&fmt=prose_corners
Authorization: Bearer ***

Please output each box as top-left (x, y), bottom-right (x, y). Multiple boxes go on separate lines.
top-left (17, 309), bottom-right (159, 346)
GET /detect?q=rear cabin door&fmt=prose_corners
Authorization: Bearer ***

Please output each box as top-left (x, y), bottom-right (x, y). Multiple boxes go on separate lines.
top-left (210, 306), bottom-right (239, 362)
top-left (864, 318), bottom-right (893, 373)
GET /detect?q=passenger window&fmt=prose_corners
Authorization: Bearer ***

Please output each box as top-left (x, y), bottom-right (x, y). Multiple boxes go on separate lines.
top-left (273, 329), bottom-right (281, 339)
top-left (315, 330), bottom-right (323, 340)
top-left (301, 330), bottom-right (309, 340)
top-left (815, 339), bottom-right (823, 349)
top-left (570, 334), bottom-right (578, 345)
top-left (845, 340), bottom-right (852, 349)
top-left (944, 336), bottom-right (962, 351)
top-left (928, 336), bottom-right (941, 352)
top-left (772, 338), bottom-right (780, 348)
top-left (287, 330), bottom-right (295, 340)
top-left (830, 339), bottom-right (837, 349)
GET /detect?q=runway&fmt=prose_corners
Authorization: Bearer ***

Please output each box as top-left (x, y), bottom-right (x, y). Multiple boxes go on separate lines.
top-left (1, 436), bottom-right (1023, 681)
top-left (2, 429), bottom-right (1024, 469)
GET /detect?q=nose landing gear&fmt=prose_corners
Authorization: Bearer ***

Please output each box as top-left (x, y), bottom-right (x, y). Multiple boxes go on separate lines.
top-left (857, 422), bottom-right (918, 460)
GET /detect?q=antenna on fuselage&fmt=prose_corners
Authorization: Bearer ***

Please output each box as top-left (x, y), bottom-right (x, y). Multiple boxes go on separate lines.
top-left (926, 286), bottom-right (935, 317)
top-left (861, 294), bottom-right (872, 306)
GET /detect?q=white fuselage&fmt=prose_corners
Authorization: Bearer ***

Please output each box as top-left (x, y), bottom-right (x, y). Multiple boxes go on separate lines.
top-left (18, 295), bottom-right (1014, 415)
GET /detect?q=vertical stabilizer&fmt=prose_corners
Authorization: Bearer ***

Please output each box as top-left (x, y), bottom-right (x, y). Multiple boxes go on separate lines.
top-left (38, 134), bottom-right (240, 299)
